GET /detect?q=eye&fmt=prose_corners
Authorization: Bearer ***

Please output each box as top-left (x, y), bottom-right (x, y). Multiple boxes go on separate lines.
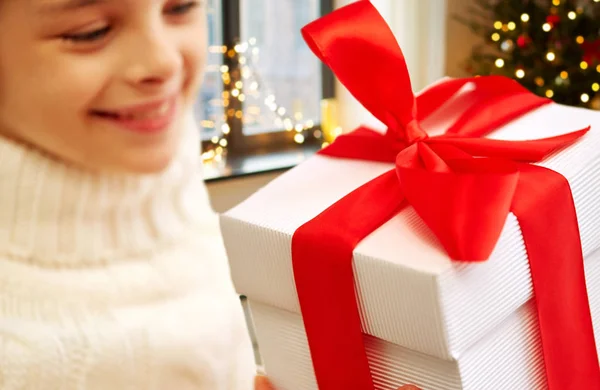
top-left (62, 26), bottom-right (111, 43)
top-left (166, 1), bottom-right (200, 16)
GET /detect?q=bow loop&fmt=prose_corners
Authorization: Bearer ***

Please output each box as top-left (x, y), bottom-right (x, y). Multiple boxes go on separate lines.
top-left (301, 0), bottom-right (417, 136)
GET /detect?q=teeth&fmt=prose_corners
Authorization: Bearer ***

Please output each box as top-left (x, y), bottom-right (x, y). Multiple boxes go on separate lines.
top-left (121, 101), bottom-right (171, 120)
top-left (158, 101), bottom-right (170, 115)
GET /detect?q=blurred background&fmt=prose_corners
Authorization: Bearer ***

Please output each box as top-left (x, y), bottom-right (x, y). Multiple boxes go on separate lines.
top-left (201, 0), bottom-right (600, 212)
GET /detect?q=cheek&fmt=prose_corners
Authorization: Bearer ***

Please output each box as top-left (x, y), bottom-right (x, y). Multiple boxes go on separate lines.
top-left (181, 25), bottom-right (208, 90)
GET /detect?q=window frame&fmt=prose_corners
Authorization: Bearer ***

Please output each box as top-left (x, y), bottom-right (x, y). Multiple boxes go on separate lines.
top-left (201, 0), bottom-right (335, 158)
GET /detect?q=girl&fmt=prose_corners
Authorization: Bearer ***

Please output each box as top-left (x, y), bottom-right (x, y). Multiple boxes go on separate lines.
top-left (0, 0), bottom-right (257, 388)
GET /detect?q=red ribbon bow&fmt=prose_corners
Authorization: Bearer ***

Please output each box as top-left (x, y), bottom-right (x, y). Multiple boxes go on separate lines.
top-left (291, 2), bottom-right (600, 389)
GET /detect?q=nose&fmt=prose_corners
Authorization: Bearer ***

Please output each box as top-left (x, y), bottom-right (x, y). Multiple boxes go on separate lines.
top-left (124, 29), bottom-right (182, 90)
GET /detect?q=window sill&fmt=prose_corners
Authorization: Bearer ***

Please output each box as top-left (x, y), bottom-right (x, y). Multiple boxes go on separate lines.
top-left (203, 143), bottom-right (321, 182)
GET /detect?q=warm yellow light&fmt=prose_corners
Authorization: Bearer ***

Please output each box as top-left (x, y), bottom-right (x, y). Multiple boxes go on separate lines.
top-left (581, 93), bottom-right (590, 103)
top-left (495, 58), bottom-right (505, 68)
top-left (238, 94), bottom-right (246, 102)
top-left (592, 83), bottom-right (600, 92)
top-left (521, 13), bottom-right (530, 22)
top-left (552, 0), bottom-right (560, 5)
top-left (546, 89), bottom-right (554, 98)
top-left (220, 65), bottom-right (229, 73)
top-left (507, 22), bottom-right (516, 30)
top-left (577, 36), bottom-right (585, 44)
top-left (491, 33), bottom-right (500, 41)
top-left (235, 81), bottom-right (243, 89)
top-left (560, 71), bottom-right (569, 79)
top-left (294, 134), bottom-right (305, 144)
top-left (494, 21), bottom-right (503, 29)
top-left (597, 64), bottom-right (600, 73)
top-left (231, 88), bottom-right (240, 97)
top-left (516, 69), bottom-right (525, 78)
top-left (546, 52), bottom-right (556, 61)
top-left (211, 136), bottom-right (219, 144)
top-left (222, 124), bottom-right (231, 134)
top-left (581, 61), bottom-right (589, 70)
top-left (535, 77), bottom-right (545, 87)
top-left (219, 138), bottom-right (228, 147)
top-left (283, 118), bottom-right (293, 131)
top-left (277, 107), bottom-right (286, 115)
top-left (542, 23), bottom-right (552, 32)
top-left (567, 11), bottom-right (576, 20)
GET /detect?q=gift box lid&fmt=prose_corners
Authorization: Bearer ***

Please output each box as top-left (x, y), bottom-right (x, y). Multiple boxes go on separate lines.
top-left (221, 88), bottom-right (600, 361)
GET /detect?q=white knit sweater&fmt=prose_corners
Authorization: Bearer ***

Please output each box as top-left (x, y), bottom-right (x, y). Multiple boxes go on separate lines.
top-left (0, 118), bottom-right (256, 389)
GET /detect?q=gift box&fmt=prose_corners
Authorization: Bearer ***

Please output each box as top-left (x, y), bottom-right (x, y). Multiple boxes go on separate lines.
top-left (246, 243), bottom-right (600, 389)
top-left (221, 2), bottom-right (600, 389)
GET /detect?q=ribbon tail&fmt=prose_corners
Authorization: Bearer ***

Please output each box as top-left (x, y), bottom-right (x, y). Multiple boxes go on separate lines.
top-left (292, 169), bottom-right (407, 390)
top-left (511, 164), bottom-right (600, 390)
top-left (319, 126), bottom-right (401, 162)
top-left (429, 127), bottom-right (590, 162)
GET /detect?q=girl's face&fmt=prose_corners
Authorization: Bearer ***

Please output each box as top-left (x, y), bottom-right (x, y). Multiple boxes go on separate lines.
top-left (0, 0), bottom-right (206, 173)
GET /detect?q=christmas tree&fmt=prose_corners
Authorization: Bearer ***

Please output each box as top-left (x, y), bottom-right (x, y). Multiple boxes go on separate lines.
top-left (459, 0), bottom-right (600, 109)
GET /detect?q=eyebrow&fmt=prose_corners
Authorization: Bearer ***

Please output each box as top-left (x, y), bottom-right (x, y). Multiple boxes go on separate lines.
top-left (37, 0), bottom-right (107, 14)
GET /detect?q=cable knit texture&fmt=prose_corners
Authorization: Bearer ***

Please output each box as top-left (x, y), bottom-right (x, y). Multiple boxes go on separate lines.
top-left (0, 115), bottom-right (256, 389)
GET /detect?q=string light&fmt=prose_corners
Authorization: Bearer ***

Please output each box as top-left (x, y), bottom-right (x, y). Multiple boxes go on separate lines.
top-left (535, 77), bottom-right (545, 86)
top-left (515, 69), bottom-right (525, 78)
top-left (592, 83), bottom-right (600, 92)
top-left (546, 89), bottom-right (554, 98)
top-left (495, 58), bottom-right (505, 68)
top-left (546, 52), bottom-right (556, 61)
top-left (521, 13), bottom-right (530, 22)
top-left (203, 38), bottom-right (322, 163)
top-left (597, 64), bottom-right (600, 73)
top-left (581, 61), bottom-right (589, 70)
top-left (560, 71), bottom-right (569, 79)
top-left (577, 36), bottom-right (585, 44)
top-left (494, 21), bottom-right (503, 29)
top-left (507, 22), bottom-right (516, 30)
top-left (552, 0), bottom-right (560, 5)
top-left (542, 23), bottom-right (552, 32)
top-left (491, 33), bottom-right (500, 41)
top-left (581, 93), bottom-right (590, 103)
top-left (568, 11), bottom-right (577, 20)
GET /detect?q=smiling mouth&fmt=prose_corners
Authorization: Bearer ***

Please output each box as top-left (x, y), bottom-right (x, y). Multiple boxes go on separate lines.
top-left (91, 100), bottom-right (172, 120)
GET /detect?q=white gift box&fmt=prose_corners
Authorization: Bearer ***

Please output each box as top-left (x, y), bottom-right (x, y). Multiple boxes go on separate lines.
top-left (246, 241), bottom-right (600, 389)
top-left (221, 94), bottom-right (600, 388)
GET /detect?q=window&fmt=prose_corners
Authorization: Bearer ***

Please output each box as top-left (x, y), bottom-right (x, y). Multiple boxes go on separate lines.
top-left (196, 0), bottom-right (335, 180)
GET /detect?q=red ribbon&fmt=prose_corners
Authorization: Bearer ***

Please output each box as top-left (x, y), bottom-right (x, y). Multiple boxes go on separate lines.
top-left (292, 2), bottom-right (600, 389)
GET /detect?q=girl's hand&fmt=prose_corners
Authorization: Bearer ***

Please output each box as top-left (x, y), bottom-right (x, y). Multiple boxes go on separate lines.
top-left (254, 375), bottom-right (421, 390)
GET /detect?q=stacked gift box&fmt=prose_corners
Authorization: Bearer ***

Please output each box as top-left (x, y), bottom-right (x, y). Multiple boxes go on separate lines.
top-left (221, 3), bottom-right (600, 389)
